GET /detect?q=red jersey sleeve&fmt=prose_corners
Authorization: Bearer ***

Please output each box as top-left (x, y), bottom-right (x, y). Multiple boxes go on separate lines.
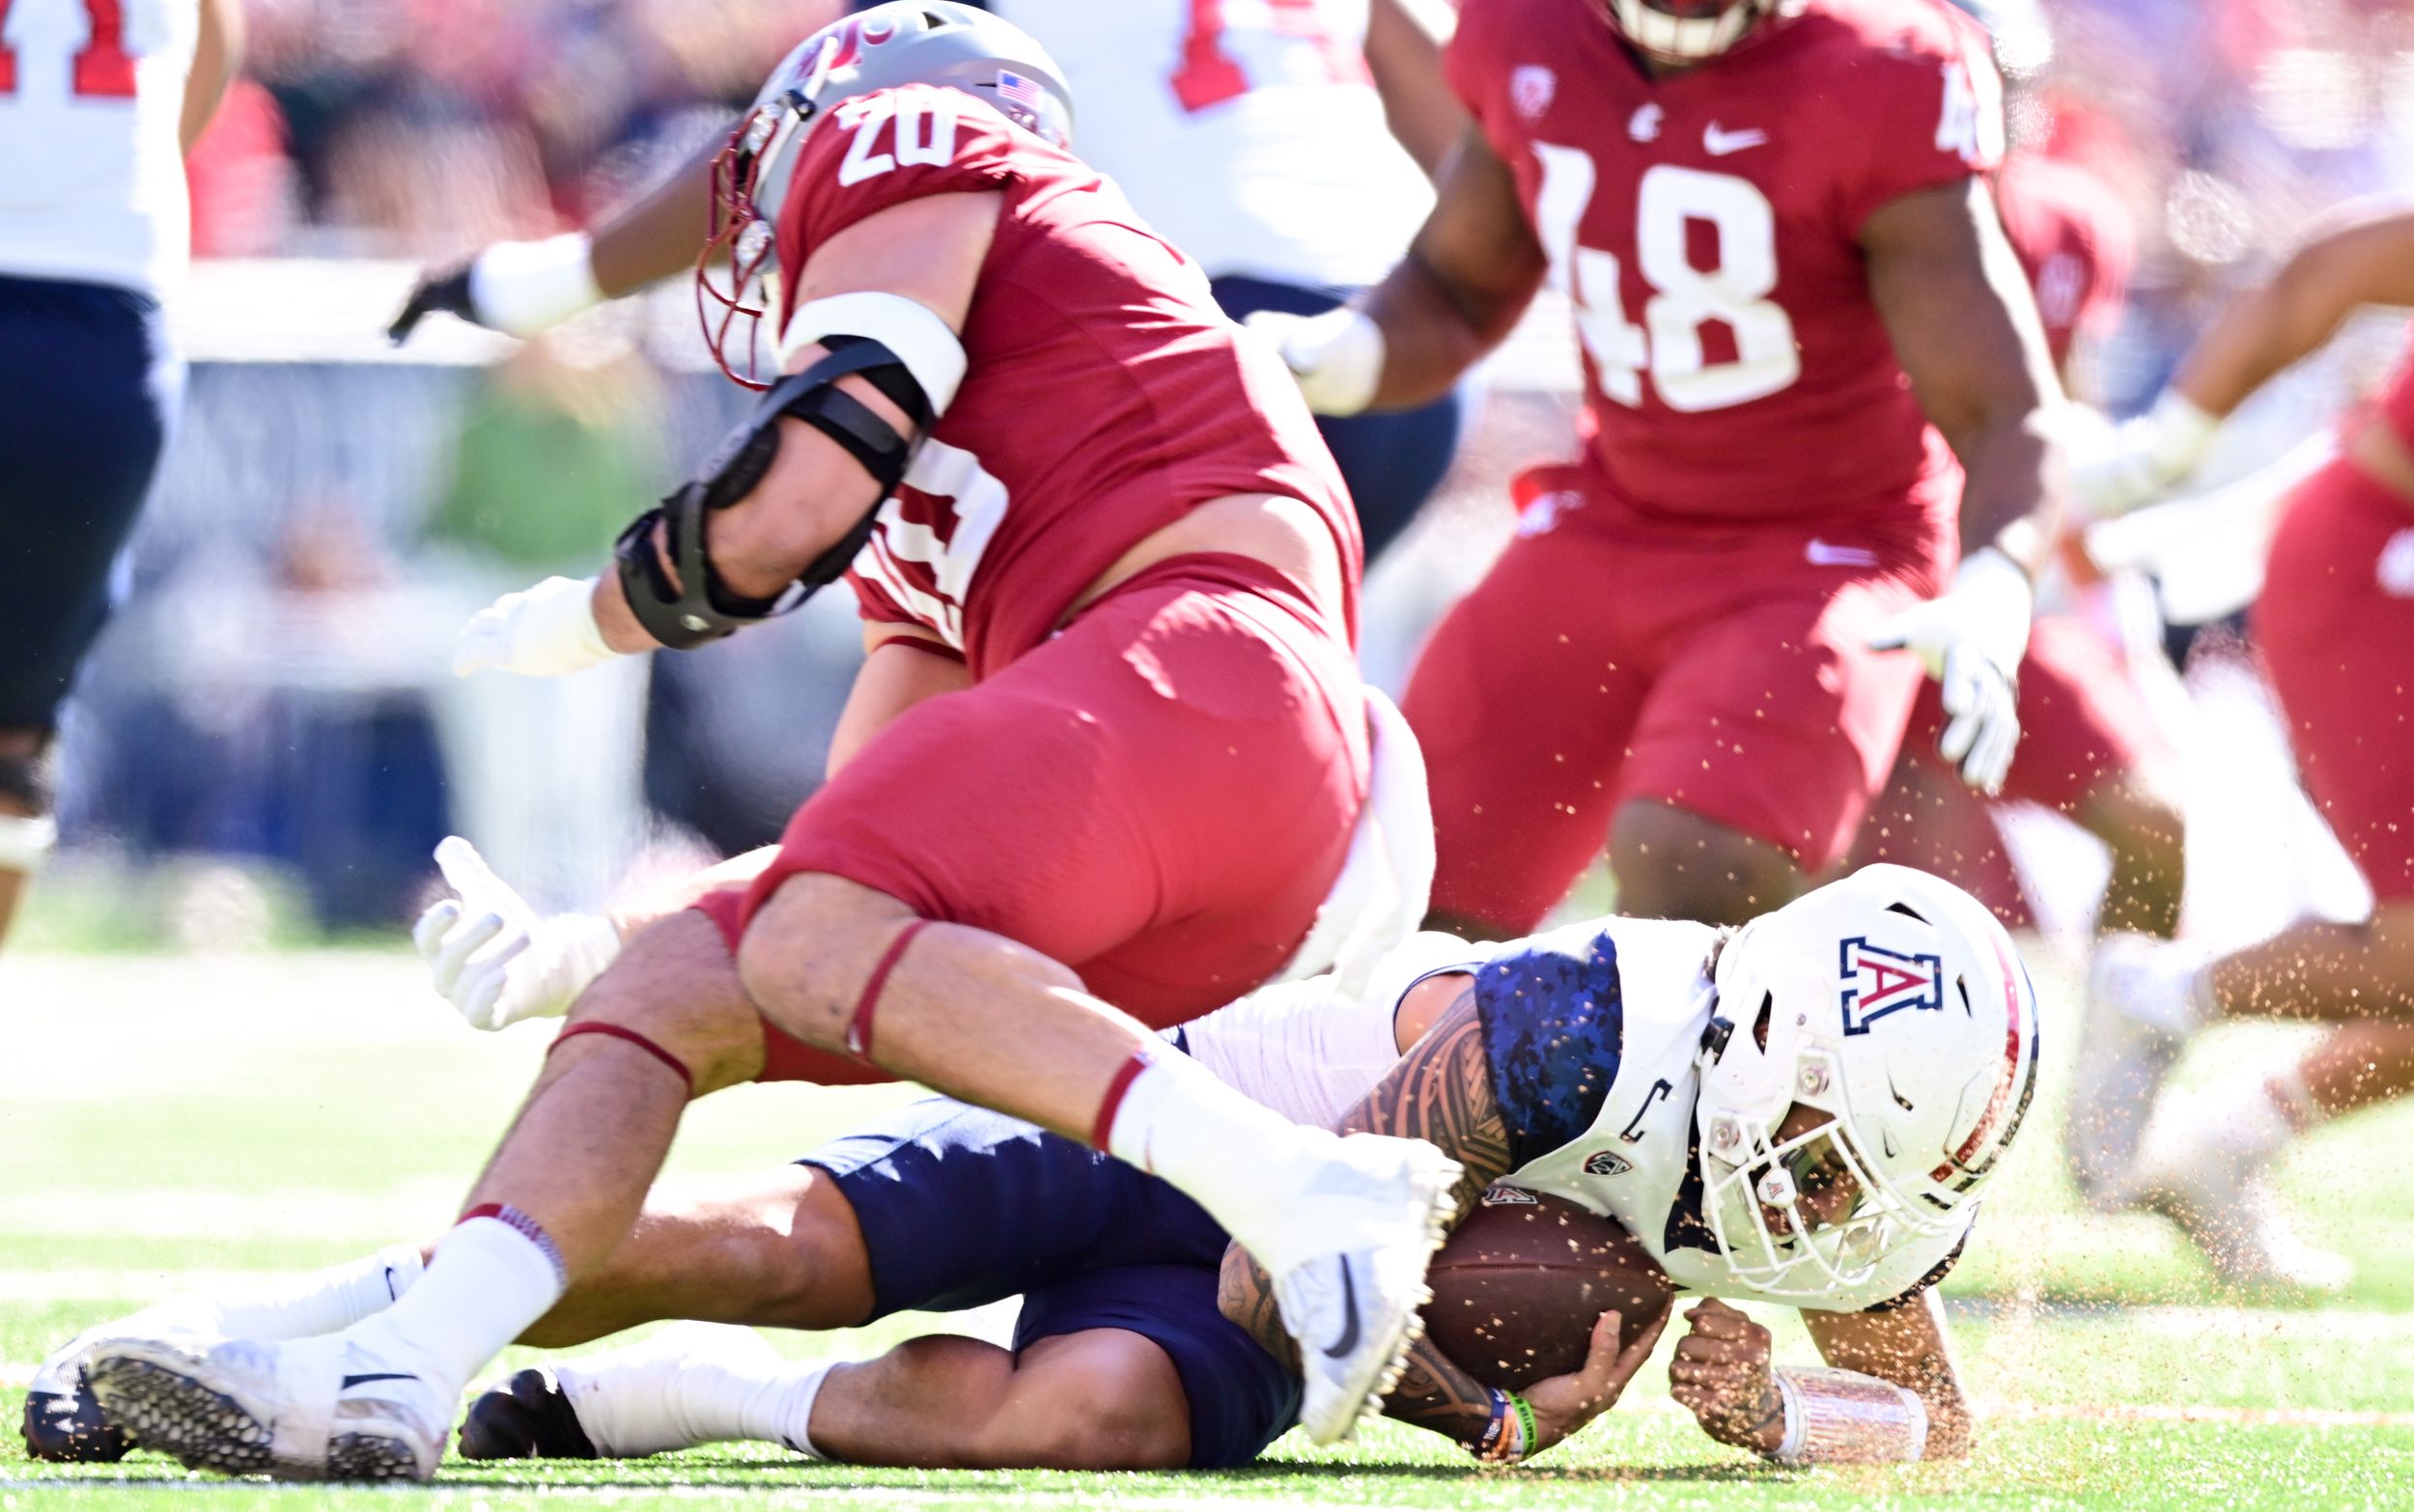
top-left (1831, 10), bottom-right (2005, 238)
top-left (772, 83), bottom-right (1026, 289)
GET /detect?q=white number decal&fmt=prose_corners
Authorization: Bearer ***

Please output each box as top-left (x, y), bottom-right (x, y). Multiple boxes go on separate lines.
top-left (835, 92), bottom-right (960, 186)
top-left (1532, 150), bottom-right (1801, 413)
top-left (1934, 46), bottom-right (2003, 166)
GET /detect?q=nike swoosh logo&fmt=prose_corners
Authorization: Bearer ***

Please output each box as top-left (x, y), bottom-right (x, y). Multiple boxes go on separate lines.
top-left (1704, 124), bottom-right (1767, 155)
top-left (1320, 1258), bottom-right (1362, 1359)
top-left (1806, 539), bottom-right (1881, 568)
top-left (340, 1372), bottom-right (420, 1390)
top-left (382, 1266), bottom-right (401, 1302)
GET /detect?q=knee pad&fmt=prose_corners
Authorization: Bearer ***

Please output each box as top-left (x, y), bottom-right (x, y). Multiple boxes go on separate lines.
top-left (0, 750), bottom-right (56, 873)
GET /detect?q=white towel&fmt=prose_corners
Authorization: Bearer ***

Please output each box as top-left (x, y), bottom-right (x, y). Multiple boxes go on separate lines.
top-left (1272, 686), bottom-right (1437, 997)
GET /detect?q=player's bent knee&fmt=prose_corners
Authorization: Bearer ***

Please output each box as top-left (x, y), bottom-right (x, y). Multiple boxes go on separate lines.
top-left (975, 1334), bottom-right (1191, 1470)
top-left (735, 871), bottom-right (917, 1048)
top-left (0, 735), bottom-right (59, 874)
top-left (561, 910), bottom-right (768, 1094)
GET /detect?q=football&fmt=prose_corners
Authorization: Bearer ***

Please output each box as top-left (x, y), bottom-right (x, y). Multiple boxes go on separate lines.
top-left (1421, 1188), bottom-right (1677, 1391)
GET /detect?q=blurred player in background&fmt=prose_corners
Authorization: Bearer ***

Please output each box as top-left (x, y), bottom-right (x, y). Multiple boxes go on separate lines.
top-left (1256, 0), bottom-right (2066, 937)
top-left (86, 5), bottom-right (1459, 1482)
top-left (2066, 202), bottom-right (2414, 1293)
top-left (35, 854), bottom-right (2031, 1471)
top-left (0, 0), bottom-right (239, 950)
top-left (1852, 0), bottom-right (2187, 961)
top-left (394, 0), bottom-right (1474, 563)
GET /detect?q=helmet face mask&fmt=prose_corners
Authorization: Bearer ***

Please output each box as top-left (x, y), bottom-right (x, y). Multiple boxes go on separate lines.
top-left (1694, 865), bottom-right (2040, 1300)
top-left (694, 1), bottom-right (1078, 388)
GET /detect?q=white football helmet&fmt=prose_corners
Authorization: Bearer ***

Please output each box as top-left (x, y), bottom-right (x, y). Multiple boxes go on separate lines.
top-left (1694, 865), bottom-right (2039, 1299)
top-left (1595, 0), bottom-right (1778, 65)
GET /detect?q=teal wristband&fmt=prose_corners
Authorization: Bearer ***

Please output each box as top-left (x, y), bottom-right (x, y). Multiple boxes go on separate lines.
top-left (1507, 1392), bottom-right (1538, 1461)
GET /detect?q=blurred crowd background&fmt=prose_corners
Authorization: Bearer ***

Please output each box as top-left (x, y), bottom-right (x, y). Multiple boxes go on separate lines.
top-left (45, 0), bottom-right (2414, 945)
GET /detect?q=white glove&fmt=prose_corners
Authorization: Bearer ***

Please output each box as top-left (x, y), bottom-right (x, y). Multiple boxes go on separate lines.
top-left (2065, 391), bottom-right (2221, 518)
top-left (454, 574), bottom-right (621, 679)
top-left (411, 836), bottom-right (622, 1030)
top-left (1867, 547), bottom-right (2035, 797)
top-left (470, 234), bottom-right (604, 336)
top-left (1243, 307), bottom-right (1385, 417)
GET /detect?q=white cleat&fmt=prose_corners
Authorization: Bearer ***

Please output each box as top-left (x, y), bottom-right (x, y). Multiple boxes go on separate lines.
top-left (1270, 1133), bottom-right (1460, 1444)
top-left (2131, 1094), bottom-right (2352, 1297)
top-left (86, 1331), bottom-right (453, 1482)
top-left (2064, 935), bottom-right (2201, 1211)
top-left (462, 1323), bottom-right (781, 1460)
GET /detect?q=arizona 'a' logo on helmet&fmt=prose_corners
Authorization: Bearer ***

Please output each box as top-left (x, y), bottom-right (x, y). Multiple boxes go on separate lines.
top-left (1839, 938), bottom-right (1945, 1035)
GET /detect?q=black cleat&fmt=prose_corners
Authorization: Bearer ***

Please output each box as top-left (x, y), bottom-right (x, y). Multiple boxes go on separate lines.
top-left (20, 1373), bottom-right (130, 1464)
top-left (458, 1368), bottom-right (600, 1461)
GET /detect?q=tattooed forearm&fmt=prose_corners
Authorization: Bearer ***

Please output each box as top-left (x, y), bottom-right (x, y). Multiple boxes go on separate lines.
top-left (1383, 1331), bottom-right (1498, 1447)
top-left (1339, 990), bottom-right (1512, 1218)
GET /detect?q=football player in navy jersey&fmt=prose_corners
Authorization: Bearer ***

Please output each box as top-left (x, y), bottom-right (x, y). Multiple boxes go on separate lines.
top-left (33, 860), bottom-right (2033, 1470)
top-left (0, 0), bottom-right (239, 951)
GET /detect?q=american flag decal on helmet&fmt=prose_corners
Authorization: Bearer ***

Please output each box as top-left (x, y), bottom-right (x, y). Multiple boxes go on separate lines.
top-left (1837, 938), bottom-right (1944, 1035)
top-left (996, 70), bottom-right (1045, 111)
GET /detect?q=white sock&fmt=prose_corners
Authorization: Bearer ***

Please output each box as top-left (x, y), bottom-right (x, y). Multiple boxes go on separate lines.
top-left (1105, 1050), bottom-right (1329, 1272)
top-left (344, 1214), bottom-right (565, 1396)
top-left (687, 1356), bottom-right (841, 1458)
top-left (122, 1244), bottom-right (424, 1344)
top-left (2197, 1065), bottom-right (2318, 1178)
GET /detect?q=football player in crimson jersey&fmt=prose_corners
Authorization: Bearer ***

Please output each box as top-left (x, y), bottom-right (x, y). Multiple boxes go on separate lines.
top-left (0, 0), bottom-right (239, 952)
top-left (1851, 0), bottom-right (2189, 998)
top-left (392, 0), bottom-right (1473, 563)
top-left (2060, 203), bottom-right (2414, 1294)
top-left (82, 5), bottom-right (1462, 1481)
top-left (1255, 0), bottom-right (2067, 938)
top-left (34, 855), bottom-right (2031, 1470)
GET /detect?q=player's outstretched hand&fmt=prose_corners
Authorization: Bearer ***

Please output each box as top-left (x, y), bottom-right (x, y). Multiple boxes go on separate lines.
top-left (1667, 1298), bottom-right (1784, 1456)
top-left (1866, 546), bottom-right (2032, 797)
top-left (1521, 1305), bottom-right (1670, 1455)
top-left (412, 837), bottom-right (623, 1031)
top-left (2064, 392), bottom-right (2221, 519)
top-left (1242, 307), bottom-right (1383, 417)
top-left (454, 575), bottom-right (624, 679)
top-left (388, 263), bottom-right (480, 345)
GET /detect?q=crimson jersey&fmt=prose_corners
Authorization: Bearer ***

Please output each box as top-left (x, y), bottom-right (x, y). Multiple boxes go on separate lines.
top-left (771, 83), bottom-right (1359, 675)
top-left (1447, 0), bottom-right (2002, 527)
top-left (2374, 327), bottom-right (2414, 458)
top-left (1992, 152), bottom-right (2131, 370)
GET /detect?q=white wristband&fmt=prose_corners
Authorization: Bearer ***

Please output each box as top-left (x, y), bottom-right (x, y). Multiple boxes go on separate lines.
top-left (1950, 546), bottom-right (2037, 672)
top-left (2144, 390), bottom-right (2221, 478)
top-left (1766, 1366), bottom-right (1928, 1465)
top-left (468, 234), bottom-right (604, 337)
top-left (1254, 308), bottom-right (1386, 417)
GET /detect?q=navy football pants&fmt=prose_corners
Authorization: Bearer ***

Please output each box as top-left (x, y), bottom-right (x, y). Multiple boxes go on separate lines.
top-left (0, 272), bottom-right (180, 731)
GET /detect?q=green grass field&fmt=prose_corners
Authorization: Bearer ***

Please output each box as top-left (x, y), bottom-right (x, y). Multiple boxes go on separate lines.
top-left (4, 944), bottom-right (2412, 1509)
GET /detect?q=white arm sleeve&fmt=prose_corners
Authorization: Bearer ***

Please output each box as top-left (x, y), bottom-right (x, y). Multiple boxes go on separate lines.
top-left (1179, 931), bottom-right (1482, 1129)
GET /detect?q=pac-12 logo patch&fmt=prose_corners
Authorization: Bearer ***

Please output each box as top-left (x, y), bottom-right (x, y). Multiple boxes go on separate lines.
top-left (1584, 1150), bottom-right (1633, 1177)
top-left (1838, 938), bottom-right (1944, 1036)
top-left (1511, 65), bottom-right (1556, 124)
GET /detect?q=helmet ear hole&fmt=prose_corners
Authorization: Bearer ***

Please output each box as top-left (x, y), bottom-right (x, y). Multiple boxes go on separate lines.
top-left (1752, 991), bottom-right (1775, 1050)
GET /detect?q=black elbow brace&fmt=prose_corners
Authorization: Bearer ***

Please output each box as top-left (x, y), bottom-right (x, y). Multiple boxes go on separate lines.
top-left (615, 337), bottom-right (934, 650)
